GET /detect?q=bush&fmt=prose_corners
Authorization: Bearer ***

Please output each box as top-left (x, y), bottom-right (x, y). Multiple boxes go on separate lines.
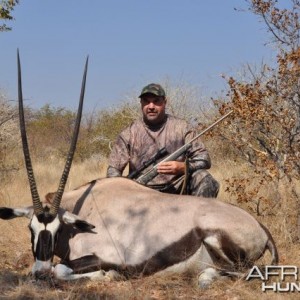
top-left (26, 104), bottom-right (77, 161)
top-left (212, 0), bottom-right (300, 241)
top-left (0, 93), bottom-right (19, 181)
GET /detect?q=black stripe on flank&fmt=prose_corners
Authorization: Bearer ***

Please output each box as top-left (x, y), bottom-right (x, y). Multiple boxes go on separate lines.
top-left (133, 227), bottom-right (204, 277)
top-left (66, 228), bottom-right (204, 278)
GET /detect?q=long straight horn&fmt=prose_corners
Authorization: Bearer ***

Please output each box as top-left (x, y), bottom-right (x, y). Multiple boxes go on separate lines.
top-left (17, 50), bottom-right (44, 216)
top-left (49, 56), bottom-right (89, 216)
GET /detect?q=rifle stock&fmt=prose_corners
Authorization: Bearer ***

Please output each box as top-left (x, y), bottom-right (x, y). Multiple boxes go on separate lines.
top-left (135, 111), bottom-right (233, 185)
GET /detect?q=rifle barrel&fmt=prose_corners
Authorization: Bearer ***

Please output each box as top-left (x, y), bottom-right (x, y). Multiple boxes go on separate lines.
top-left (188, 110), bottom-right (233, 145)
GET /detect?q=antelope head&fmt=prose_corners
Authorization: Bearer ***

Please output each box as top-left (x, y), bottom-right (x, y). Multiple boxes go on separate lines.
top-left (13, 50), bottom-right (91, 278)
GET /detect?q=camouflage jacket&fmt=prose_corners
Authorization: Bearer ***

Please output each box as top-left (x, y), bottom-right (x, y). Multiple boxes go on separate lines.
top-left (107, 115), bottom-right (211, 185)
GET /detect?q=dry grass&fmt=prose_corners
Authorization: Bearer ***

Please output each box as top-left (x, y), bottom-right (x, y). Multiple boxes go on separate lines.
top-left (0, 157), bottom-right (299, 299)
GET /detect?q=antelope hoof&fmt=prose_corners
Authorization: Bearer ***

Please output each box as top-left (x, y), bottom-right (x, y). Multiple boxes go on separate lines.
top-left (198, 267), bottom-right (219, 289)
top-left (53, 263), bottom-right (74, 280)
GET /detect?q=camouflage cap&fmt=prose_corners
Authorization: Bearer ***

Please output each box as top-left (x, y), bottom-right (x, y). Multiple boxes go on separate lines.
top-left (139, 83), bottom-right (166, 98)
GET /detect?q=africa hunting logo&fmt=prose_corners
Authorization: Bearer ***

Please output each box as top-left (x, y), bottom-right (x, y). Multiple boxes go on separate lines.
top-left (246, 265), bottom-right (300, 292)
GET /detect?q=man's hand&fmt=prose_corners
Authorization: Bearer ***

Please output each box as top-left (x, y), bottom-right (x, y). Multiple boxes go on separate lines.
top-left (157, 161), bottom-right (185, 175)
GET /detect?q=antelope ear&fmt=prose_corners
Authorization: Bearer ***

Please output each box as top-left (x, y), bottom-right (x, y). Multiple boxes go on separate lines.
top-left (45, 192), bottom-right (56, 204)
top-left (62, 211), bottom-right (95, 232)
top-left (0, 207), bottom-right (33, 220)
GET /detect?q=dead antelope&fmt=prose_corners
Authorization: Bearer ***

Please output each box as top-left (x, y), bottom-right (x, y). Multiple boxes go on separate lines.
top-left (0, 52), bottom-right (278, 288)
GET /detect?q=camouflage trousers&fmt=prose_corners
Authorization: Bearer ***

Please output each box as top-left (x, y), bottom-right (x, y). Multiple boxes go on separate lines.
top-left (147, 169), bottom-right (220, 198)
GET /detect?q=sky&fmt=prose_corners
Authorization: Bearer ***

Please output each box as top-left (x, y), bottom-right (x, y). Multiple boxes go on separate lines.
top-left (0, 0), bottom-right (276, 111)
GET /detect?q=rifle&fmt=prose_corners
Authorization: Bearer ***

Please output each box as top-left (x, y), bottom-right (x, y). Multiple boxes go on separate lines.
top-left (127, 147), bottom-right (168, 179)
top-left (135, 110), bottom-right (233, 185)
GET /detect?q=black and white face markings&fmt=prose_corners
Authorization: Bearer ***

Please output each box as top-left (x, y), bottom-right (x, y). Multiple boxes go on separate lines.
top-left (29, 208), bottom-right (61, 276)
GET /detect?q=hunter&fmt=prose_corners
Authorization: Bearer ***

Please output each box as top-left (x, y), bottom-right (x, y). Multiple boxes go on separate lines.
top-left (106, 83), bottom-right (219, 197)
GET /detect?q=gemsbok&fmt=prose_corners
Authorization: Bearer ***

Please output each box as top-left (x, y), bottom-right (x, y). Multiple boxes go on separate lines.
top-left (0, 52), bottom-right (278, 288)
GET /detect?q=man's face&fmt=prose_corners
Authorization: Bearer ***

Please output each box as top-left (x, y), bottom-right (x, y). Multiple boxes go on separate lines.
top-left (140, 94), bottom-right (166, 125)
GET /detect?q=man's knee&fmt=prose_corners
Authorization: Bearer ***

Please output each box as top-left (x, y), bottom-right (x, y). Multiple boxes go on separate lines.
top-left (198, 174), bottom-right (220, 198)
top-left (190, 170), bottom-right (219, 198)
